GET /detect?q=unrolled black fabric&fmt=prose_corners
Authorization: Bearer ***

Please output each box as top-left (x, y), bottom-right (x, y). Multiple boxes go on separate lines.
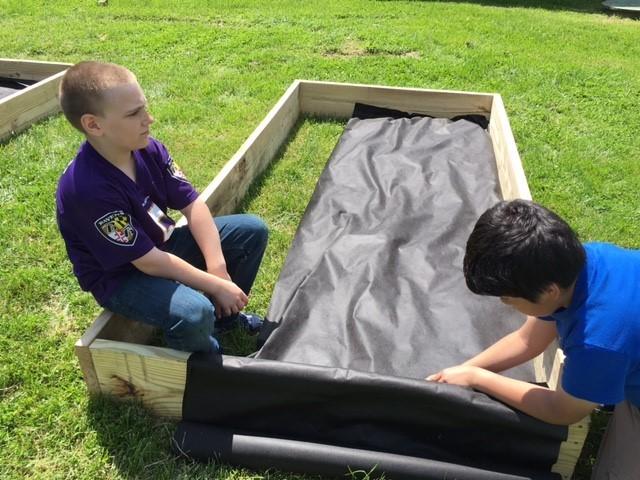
top-left (175, 107), bottom-right (567, 479)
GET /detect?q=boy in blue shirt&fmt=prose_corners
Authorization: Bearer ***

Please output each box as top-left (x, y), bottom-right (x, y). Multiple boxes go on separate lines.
top-left (56, 61), bottom-right (267, 353)
top-left (428, 199), bottom-right (639, 479)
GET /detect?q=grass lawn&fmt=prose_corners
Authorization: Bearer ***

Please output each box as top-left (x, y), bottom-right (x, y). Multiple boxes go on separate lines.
top-left (1, 1), bottom-right (639, 478)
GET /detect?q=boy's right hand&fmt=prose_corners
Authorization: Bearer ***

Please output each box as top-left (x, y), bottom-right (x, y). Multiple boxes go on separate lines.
top-left (209, 278), bottom-right (248, 318)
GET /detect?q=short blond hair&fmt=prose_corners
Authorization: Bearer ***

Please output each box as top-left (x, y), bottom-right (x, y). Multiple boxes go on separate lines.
top-left (59, 61), bottom-right (136, 132)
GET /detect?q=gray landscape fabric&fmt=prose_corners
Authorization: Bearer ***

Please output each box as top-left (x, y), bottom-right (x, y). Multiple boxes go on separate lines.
top-left (257, 108), bottom-right (535, 381)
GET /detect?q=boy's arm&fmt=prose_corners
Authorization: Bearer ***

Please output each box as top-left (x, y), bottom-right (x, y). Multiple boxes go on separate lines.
top-left (462, 316), bottom-right (557, 372)
top-left (132, 247), bottom-right (247, 317)
top-left (428, 366), bottom-right (597, 425)
top-left (180, 198), bottom-right (230, 279)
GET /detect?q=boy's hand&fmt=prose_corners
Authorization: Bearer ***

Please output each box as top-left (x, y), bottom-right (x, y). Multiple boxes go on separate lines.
top-left (426, 365), bottom-right (484, 387)
top-left (209, 278), bottom-right (248, 318)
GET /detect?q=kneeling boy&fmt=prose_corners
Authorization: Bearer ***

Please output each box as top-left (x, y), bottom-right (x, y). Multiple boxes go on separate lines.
top-left (428, 200), bottom-right (639, 480)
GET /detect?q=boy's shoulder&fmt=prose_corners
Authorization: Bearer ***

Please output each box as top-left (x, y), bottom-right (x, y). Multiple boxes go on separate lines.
top-left (580, 242), bottom-right (640, 310)
top-left (584, 242), bottom-right (640, 267)
top-left (57, 141), bottom-right (113, 201)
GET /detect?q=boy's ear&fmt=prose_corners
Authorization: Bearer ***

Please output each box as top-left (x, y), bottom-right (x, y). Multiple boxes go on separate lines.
top-left (543, 283), bottom-right (562, 300)
top-left (80, 113), bottom-right (103, 137)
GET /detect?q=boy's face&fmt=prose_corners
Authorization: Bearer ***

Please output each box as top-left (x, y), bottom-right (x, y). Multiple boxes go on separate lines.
top-left (500, 290), bottom-right (560, 317)
top-left (87, 80), bottom-right (154, 151)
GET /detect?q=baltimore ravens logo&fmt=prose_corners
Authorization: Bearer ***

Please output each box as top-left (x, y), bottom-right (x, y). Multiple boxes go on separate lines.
top-left (167, 157), bottom-right (189, 183)
top-left (94, 211), bottom-right (137, 246)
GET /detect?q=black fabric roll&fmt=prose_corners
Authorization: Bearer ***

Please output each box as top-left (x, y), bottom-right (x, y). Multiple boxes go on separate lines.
top-left (179, 354), bottom-right (564, 478)
top-left (173, 422), bottom-right (559, 480)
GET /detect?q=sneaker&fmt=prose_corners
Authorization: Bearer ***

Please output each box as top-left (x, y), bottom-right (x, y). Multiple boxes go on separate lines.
top-left (214, 312), bottom-right (263, 335)
top-left (209, 335), bottom-right (223, 354)
top-left (237, 312), bottom-right (264, 335)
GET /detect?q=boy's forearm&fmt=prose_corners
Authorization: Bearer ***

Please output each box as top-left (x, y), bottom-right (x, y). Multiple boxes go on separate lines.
top-left (463, 330), bottom-right (532, 371)
top-left (182, 199), bottom-right (227, 275)
top-left (133, 247), bottom-right (248, 317)
top-left (464, 316), bottom-right (556, 372)
top-left (470, 369), bottom-right (593, 425)
top-left (132, 247), bottom-right (223, 296)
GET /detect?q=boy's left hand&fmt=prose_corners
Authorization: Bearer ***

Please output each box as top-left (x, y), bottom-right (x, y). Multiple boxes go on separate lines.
top-left (426, 365), bottom-right (484, 387)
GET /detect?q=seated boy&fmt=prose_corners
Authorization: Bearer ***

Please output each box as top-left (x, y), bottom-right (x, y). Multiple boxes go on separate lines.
top-left (56, 61), bottom-right (268, 353)
top-left (428, 199), bottom-right (639, 480)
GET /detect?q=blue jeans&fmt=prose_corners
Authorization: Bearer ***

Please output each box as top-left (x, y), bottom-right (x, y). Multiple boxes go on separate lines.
top-left (103, 214), bottom-right (268, 353)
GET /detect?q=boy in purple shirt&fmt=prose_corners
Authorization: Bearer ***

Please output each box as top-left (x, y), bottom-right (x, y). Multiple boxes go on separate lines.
top-left (56, 61), bottom-right (267, 353)
top-left (428, 200), bottom-right (640, 479)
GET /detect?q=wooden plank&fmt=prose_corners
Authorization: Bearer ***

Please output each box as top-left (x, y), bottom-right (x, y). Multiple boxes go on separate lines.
top-left (74, 310), bottom-right (158, 393)
top-left (74, 345), bottom-right (101, 394)
top-left (545, 349), bottom-right (565, 393)
top-left (90, 339), bottom-right (189, 419)
top-left (299, 80), bottom-right (494, 119)
top-left (0, 70), bottom-right (66, 141)
top-left (0, 58), bottom-right (69, 81)
top-left (489, 94), bottom-right (558, 385)
top-left (183, 80), bottom-right (301, 224)
top-left (553, 417), bottom-right (590, 480)
top-left (549, 350), bottom-right (590, 479)
top-left (489, 94), bottom-right (531, 202)
top-left (76, 310), bottom-right (116, 349)
top-left (96, 314), bottom-right (158, 344)
top-left (74, 310), bottom-right (115, 394)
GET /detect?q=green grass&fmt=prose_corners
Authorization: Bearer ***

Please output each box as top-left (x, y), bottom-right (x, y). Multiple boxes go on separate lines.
top-left (1, 1), bottom-right (639, 478)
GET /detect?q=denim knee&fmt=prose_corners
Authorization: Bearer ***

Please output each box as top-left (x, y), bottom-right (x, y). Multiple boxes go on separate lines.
top-left (166, 296), bottom-right (216, 352)
top-left (245, 214), bottom-right (269, 252)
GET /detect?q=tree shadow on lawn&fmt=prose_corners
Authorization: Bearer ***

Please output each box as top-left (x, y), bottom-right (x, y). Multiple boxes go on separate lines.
top-left (377, 0), bottom-right (607, 14)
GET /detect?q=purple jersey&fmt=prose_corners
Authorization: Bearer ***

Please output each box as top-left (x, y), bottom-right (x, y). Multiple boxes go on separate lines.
top-left (56, 138), bottom-right (199, 304)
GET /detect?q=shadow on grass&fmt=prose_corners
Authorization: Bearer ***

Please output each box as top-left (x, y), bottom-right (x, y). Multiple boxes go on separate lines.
top-left (85, 394), bottom-right (324, 479)
top-left (378, 0), bottom-right (606, 14)
top-left (86, 394), bottom-right (182, 478)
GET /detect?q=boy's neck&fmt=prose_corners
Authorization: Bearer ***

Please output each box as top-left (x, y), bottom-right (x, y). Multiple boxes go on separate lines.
top-left (87, 137), bottom-right (133, 169)
top-left (558, 281), bottom-right (577, 309)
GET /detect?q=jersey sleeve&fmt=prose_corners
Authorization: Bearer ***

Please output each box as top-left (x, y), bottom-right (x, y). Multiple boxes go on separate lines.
top-left (69, 193), bottom-right (155, 270)
top-left (561, 344), bottom-right (630, 405)
top-left (153, 140), bottom-right (199, 210)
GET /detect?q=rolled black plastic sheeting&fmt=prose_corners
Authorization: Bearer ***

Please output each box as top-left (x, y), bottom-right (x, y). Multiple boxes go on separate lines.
top-left (173, 422), bottom-right (557, 480)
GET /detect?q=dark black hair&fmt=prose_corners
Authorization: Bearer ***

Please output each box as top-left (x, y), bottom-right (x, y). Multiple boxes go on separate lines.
top-left (463, 200), bottom-right (585, 303)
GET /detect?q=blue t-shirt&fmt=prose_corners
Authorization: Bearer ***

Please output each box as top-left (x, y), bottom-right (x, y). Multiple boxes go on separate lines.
top-left (542, 243), bottom-right (640, 406)
top-left (56, 138), bottom-right (199, 305)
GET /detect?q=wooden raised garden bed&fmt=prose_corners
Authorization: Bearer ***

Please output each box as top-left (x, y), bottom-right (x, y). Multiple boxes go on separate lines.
top-left (0, 58), bottom-right (71, 142)
top-left (74, 80), bottom-right (589, 479)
